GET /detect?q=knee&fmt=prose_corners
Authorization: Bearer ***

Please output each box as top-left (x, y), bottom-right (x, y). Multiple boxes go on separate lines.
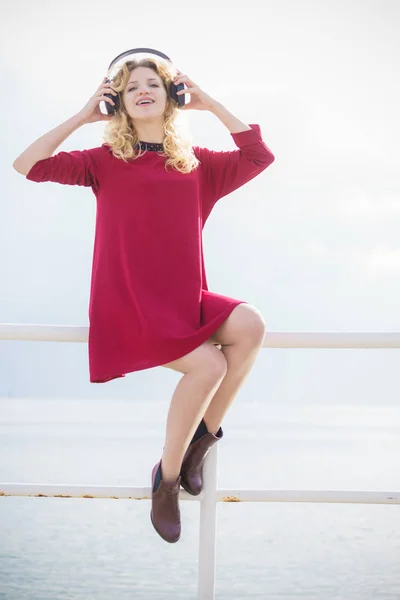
top-left (243, 306), bottom-right (267, 348)
top-left (199, 345), bottom-right (228, 382)
top-left (203, 348), bottom-right (228, 381)
top-left (162, 341), bottom-right (227, 377)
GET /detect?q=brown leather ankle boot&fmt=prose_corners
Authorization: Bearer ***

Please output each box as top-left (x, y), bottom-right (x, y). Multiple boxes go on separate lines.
top-left (180, 427), bottom-right (223, 496)
top-left (150, 460), bottom-right (181, 543)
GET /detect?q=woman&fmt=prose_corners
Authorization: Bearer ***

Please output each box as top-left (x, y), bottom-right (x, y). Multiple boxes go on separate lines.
top-left (13, 56), bottom-right (275, 544)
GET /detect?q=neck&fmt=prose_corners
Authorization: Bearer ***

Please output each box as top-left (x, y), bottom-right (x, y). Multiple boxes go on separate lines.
top-left (132, 119), bottom-right (164, 144)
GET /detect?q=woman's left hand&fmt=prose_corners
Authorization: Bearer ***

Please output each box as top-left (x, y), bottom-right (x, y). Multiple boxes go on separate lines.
top-left (173, 71), bottom-right (218, 111)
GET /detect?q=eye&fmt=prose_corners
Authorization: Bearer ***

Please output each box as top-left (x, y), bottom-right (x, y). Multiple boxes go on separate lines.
top-left (127, 83), bottom-right (160, 92)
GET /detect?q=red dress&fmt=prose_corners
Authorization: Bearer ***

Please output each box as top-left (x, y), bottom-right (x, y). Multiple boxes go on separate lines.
top-left (26, 124), bottom-right (275, 383)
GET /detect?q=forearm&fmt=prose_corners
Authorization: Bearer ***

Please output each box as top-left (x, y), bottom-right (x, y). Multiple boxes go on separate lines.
top-left (208, 101), bottom-right (252, 134)
top-left (13, 113), bottom-right (87, 176)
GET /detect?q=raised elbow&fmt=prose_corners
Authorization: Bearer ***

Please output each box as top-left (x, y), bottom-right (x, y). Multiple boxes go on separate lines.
top-left (13, 159), bottom-right (25, 175)
top-left (13, 158), bottom-right (31, 177)
top-left (257, 143), bottom-right (275, 168)
top-left (256, 151), bottom-right (275, 170)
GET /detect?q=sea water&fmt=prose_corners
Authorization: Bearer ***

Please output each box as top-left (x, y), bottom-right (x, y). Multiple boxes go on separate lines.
top-left (0, 397), bottom-right (399, 599)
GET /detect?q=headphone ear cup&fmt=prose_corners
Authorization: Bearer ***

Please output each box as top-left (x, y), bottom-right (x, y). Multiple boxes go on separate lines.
top-left (103, 78), bottom-right (119, 115)
top-left (170, 81), bottom-right (185, 107)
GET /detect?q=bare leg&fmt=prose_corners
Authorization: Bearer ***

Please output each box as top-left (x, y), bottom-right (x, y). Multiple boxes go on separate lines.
top-left (203, 304), bottom-right (266, 433)
top-left (160, 341), bottom-right (227, 482)
top-left (203, 341), bottom-right (263, 434)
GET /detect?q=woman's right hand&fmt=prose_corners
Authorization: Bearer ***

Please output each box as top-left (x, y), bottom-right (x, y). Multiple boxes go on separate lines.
top-left (76, 78), bottom-right (118, 124)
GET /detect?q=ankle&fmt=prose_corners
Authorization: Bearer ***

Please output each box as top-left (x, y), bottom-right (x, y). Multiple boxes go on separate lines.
top-left (203, 419), bottom-right (222, 436)
top-left (190, 418), bottom-right (209, 444)
top-left (160, 461), bottom-right (180, 484)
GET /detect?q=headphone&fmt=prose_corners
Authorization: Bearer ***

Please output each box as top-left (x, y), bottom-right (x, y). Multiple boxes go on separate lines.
top-left (103, 47), bottom-right (185, 115)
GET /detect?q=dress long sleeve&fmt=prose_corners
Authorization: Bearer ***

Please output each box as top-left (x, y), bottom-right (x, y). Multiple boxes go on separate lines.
top-left (25, 148), bottom-right (100, 191)
top-left (193, 124), bottom-right (275, 222)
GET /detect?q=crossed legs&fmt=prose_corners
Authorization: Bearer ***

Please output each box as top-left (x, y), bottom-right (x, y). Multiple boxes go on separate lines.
top-left (160, 304), bottom-right (266, 482)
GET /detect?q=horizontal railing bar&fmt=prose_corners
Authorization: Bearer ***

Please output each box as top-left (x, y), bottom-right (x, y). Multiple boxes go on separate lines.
top-left (217, 489), bottom-right (400, 504)
top-left (1, 324), bottom-right (400, 348)
top-left (0, 324), bottom-right (89, 343)
top-left (263, 332), bottom-right (400, 349)
top-left (0, 483), bottom-right (196, 501)
top-left (1, 484), bottom-right (399, 504)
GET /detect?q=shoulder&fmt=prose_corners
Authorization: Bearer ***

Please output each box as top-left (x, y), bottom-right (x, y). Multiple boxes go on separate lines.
top-left (65, 145), bottom-right (110, 165)
top-left (81, 145), bottom-right (115, 169)
top-left (86, 145), bottom-right (112, 159)
top-left (192, 145), bottom-right (211, 163)
top-left (77, 144), bottom-right (113, 158)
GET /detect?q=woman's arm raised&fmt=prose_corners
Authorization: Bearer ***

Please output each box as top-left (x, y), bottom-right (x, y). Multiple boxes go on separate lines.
top-left (13, 78), bottom-right (117, 176)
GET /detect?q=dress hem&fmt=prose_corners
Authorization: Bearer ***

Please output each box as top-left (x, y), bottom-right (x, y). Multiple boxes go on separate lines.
top-left (90, 300), bottom-right (247, 383)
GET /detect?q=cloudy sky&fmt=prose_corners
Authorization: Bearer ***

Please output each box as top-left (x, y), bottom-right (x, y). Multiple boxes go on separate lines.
top-left (1, 0), bottom-right (399, 402)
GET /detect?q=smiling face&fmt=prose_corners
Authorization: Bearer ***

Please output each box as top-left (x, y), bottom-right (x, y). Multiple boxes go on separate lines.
top-left (122, 66), bottom-right (168, 122)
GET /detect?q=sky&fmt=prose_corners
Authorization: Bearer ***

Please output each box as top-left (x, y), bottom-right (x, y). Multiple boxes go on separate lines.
top-left (1, 0), bottom-right (399, 402)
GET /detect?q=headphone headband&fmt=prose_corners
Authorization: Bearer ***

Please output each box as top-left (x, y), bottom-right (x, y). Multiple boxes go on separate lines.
top-left (108, 47), bottom-right (172, 72)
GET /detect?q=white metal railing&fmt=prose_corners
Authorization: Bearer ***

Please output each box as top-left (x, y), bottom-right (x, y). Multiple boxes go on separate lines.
top-left (1, 324), bottom-right (400, 348)
top-left (1, 324), bottom-right (400, 600)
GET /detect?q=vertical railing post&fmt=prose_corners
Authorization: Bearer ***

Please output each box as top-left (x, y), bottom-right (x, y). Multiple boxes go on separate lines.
top-left (197, 443), bottom-right (218, 600)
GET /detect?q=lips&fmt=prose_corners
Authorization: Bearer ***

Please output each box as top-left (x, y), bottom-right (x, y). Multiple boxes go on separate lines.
top-left (136, 99), bottom-right (155, 106)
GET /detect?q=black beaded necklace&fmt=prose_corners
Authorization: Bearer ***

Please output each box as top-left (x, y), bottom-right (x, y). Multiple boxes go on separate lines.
top-left (136, 141), bottom-right (165, 152)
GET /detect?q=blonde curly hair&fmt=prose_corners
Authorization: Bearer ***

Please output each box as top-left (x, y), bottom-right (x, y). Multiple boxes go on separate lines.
top-left (103, 57), bottom-right (200, 174)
